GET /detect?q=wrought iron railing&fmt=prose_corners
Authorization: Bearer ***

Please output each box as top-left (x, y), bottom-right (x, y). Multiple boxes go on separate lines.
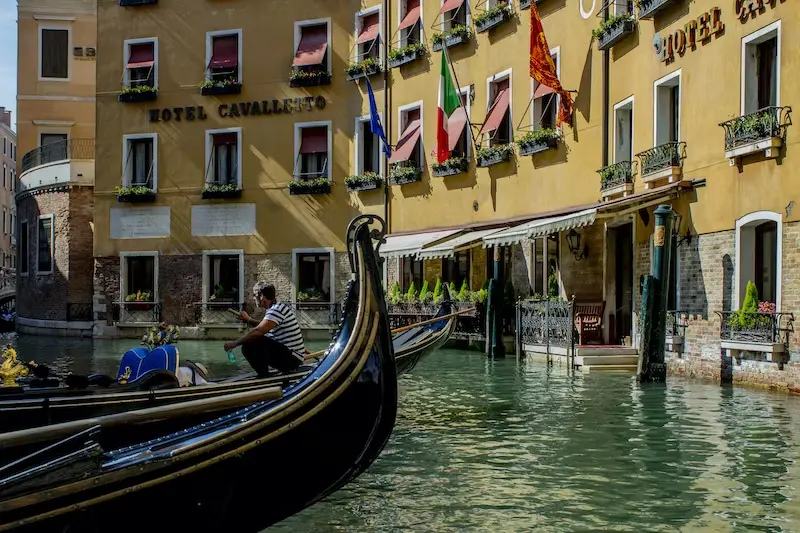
top-left (194, 302), bottom-right (244, 325)
top-left (716, 311), bottom-right (794, 344)
top-left (21, 139), bottom-right (96, 174)
top-left (287, 302), bottom-right (340, 329)
top-left (388, 301), bottom-right (486, 341)
top-left (516, 298), bottom-right (575, 352)
top-left (112, 302), bottom-right (162, 324)
top-left (598, 160), bottom-right (636, 193)
top-left (665, 310), bottom-right (688, 337)
top-left (66, 303), bottom-right (92, 322)
top-left (0, 271), bottom-right (15, 294)
top-left (636, 141), bottom-right (686, 177)
top-left (718, 106), bottom-right (792, 152)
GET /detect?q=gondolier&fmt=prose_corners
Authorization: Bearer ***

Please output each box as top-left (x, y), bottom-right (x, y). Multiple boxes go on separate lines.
top-left (224, 283), bottom-right (307, 375)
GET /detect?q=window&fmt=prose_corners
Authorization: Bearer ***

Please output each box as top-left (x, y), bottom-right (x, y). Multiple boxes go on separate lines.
top-left (398, 0), bottom-right (422, 48)
top-left (355, 115), bottom-right (383, 176)
top-left (355, 7), bottom-right (382, 64)
top-left (388, 103), bottom-right (423, 170)
top-left (122, 254), bottom-right (157, 302)
top-left (615, 0), bottom-right (633, 15)
top-left (205, 128), bottom-right (242, 187)
top-left (533, 50), bottom-right (559, 131)
top-left (40, 133), bottom-right (68, 164)
top-left (124, 38), bottom-right (157, 89)
top-left (19, 220), bottom-right (28, 275)
top-left (3, 137), bottom-right (6, 155)
top-left (654, 70), bottom-right (680, 146)
top-left (449, 90), bottom-right (470, 159)
top-left (37, 215), bottom-right (54, 274)
top-left (10, 170), bottom-right (14, 192)
top-left (742, 21), bottom-right (780, 115)
top-left (294, 122), bottom-right (331, 180)
top-left (203, 251), bottom-right (243, 304)
top-left (2, 208), bottom-right (6, 235)
top-left (441, 0), bottom-right (468, 31)
top-left (294, 250), bottom-right (333, 302)
top-left (482, 71), bottom-right (512, 147)
top-left (401, 256), bottom-right (424, 292)
top-left (206, 30), bottom-right (242, 84)
top-left (443, 251), bottom-right (471, 289)
top-left (2, 165), bottom-right (5, 189)
top-left (614, 97), bottom-right (634, 163)
top-left (39, 26), bottom-right (70, 80)
top-left (735, 211), bottom-right (782, 311)
top-left (11, 143), bottom-right (14, 161)
top-left (122, 134), bottom-right (157, 190)
top-left (293, 19), bottom-right (331, 74)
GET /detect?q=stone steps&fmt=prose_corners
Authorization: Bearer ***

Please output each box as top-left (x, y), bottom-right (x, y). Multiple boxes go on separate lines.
top-left (581, 364), bottom-right (638, 373)
top-left (576, 354), bottom-right (639, 366)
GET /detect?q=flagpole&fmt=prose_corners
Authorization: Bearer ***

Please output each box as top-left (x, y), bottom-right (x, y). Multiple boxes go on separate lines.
top-left (382, 0), bottom-right (391, 234)
top-left (441, 42), bottom-right (477, 149)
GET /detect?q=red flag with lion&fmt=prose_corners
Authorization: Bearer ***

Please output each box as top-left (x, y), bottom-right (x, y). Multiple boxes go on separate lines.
top-left (529, 2), bottom-right (573, 127)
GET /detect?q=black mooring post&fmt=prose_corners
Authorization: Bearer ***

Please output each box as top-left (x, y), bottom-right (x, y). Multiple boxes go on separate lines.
top-left (487, 245), bottom-right (506, 358)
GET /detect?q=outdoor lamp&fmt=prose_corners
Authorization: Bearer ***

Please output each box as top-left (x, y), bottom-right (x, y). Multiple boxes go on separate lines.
top-left (566, 229), bottom-right (588, 261)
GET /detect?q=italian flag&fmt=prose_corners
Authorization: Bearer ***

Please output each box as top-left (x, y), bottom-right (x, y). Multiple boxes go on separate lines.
top-left (436, 52), bottom-right (461, 164)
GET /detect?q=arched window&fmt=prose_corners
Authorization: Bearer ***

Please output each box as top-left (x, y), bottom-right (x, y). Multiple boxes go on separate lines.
top-left (735, 212), bottom-right (782, 311)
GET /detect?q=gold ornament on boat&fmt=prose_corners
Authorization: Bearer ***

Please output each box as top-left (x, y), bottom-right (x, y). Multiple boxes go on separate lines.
top-left (141, 322), bottom-right (180, 351)
top-left (0, 345), bottom-right (29, 387)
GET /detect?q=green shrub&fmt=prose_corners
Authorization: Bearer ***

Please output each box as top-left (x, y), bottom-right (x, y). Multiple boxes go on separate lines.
top-left (406, 281), bottom-right (418, 303)
top-left (419, 280), bottom-right (430, 303)
top-left (432, 279), bottom-right (443, 303)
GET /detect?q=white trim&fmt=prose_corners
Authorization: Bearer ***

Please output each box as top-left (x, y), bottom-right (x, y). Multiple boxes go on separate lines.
top-left (485, 68), bottom-right (513, 146)
top-left (397, 100), bottom-right (425, 165)
top-left (38, 22), bottom-right (72, 82)
top-left (293, 120), bottom-right (333, 180)
top-left (440, 0), bottom-right (471, 31)
top-left (123, 37), bottom-right (159, 89)
top-left (354, 114), bottom-right (386, 177)
top-left (19, 219), bottom-right (28, 277)
top-left (33, 15), bottom-right (76, 21)
top-left (398, 0), bottom-right (424, 49)
top-left (531, 46), bottom-right (560, 131)
top-left (292, 247), bottom-right (336, 304)
top-left (19, 95), bottom-right (96, 102)
top-left (741, 20), bottom-right (781, 116)
top-left (294, 18), bottom-right (333, 74)
top-left (201, 250), bottom-right (245, 305)
top-left (459, 86), bottom-right (472, 160)
top-left (32, 120), bottom-right (75, 127)
top-left (612, 95), bottom-right (635, 163)
top-left (119, 251), bottom-right (160, 303)
top-left (653, 69), bottom-right (681, 146)
top-left (205, 29), bottom-right (243, 83)
top-left (734, 211), bottom-right (782, 311)
top-left (121, 133), bottom-right (158, 190)
top-left (204, 127), bottom-right (243, 188)
top-left (36, 214), bottom-right (54, 275)
top-left (354, 5), bottom-right (384, 64)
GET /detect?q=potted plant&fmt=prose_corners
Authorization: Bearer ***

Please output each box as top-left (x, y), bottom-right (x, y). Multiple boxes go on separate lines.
top-left (431, 25), bottom-right (471, 51)
top-left (344, 172), bottom-right (383, 191)
top-left (592, 13), bottom-right (636, 51)
top-left (431, 155), bottom-right (468, 177)
top-left (288, 177), bottom-right (332, 195)
top-left (389, 163), bottom-right (421, 185)
top-left (289, 67), bottom-right (332, 88)
top-left (119, 84), bottom-right (158, 103)
top-left (474, 1), bottom-right (513, 33)
top-left (345, 57), bottom-right (382, 81)
top-left (476, 144), bottom-right (514, 167)
top-left (598, 161), bottom-right (634, 191)
top-left (115, 185), bottom-right (156, 203)
top-left (516, 128), bottom-right (559, 156)
top-left (388, 42), bottom-right (427, 69)
top-left (125, 290), bottom-right (153, 311)
top-left (298, 288), bottom-right (326, 302)
top-left (200, 77), bottom-right (242, 96)
top-left (201, 182), bottom-right (242, 199)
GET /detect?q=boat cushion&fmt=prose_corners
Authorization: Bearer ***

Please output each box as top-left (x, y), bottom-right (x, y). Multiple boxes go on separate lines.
top-left (117, 345), bottom-right (179, 384)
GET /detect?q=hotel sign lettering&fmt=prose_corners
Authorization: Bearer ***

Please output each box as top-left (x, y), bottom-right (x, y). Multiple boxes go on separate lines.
top-left (148, 96), bottom-right (327, 123)
top-left (736, 0), bottom-right (784, 22)
top-left (658, 7), bottom-right (724, 64)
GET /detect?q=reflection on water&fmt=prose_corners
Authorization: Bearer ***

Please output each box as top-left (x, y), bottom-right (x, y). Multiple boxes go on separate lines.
top-left (7, 333), bottom-right (800, 531)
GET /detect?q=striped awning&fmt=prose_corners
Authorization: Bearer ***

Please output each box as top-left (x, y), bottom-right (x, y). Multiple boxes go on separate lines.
top-left (482, 208), bottom-right (597, 248)
top-left (417, 228), bottom-right (505, 260)
top-left (380, 229), bottom-right (461, 259)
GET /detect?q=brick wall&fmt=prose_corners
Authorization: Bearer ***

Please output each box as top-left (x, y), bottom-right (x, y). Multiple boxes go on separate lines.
top-left (386, 256), bottom-right (399, 289)
top-left (560, 224), bottom-right (603, 301)
top-left (67, 187), bottom-right (94, 304)
top-left (159, 255), bottom-right (203, 325)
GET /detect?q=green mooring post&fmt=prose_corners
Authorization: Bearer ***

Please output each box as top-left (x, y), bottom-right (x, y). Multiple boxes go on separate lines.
top-left (486, 246), bottom-right (506, 358)
top-left (638, 204), bottom-right (675, 382)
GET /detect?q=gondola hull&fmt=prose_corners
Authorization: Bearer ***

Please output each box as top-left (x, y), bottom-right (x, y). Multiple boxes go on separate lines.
top-left (393, 286), bottom-right (458, 376)
top-left (0, 214), bottom-right (397, 533)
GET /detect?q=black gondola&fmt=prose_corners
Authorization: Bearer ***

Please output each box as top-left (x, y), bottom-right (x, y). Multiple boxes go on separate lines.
top-left (0, 214), bottom-right (397, 533)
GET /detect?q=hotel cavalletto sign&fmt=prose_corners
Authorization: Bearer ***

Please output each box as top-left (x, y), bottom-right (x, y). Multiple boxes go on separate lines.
top-left (148, 96), bottom-right (327, 123)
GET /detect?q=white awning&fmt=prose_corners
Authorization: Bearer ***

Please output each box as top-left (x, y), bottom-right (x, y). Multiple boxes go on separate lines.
top-left (417, 228), bottom-right (506, 260)
top-left (379, 229), bottom-right (461, 259)
top-left (482, 208), bottom-right (597, 248)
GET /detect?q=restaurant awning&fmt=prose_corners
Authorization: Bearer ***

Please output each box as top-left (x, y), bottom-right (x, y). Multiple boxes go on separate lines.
top-left (482, 208), bottom-right (598, 248)
top-left (479, 88), bottom-right (510, 136)
top-left (380, 229), bottom-right (462, 259)
top-left (398, 0), bottom-right (421, 30)
top-left (418, 228), bottom-right (506, 260)
top-left (293, 25), bottom-right (328, 67)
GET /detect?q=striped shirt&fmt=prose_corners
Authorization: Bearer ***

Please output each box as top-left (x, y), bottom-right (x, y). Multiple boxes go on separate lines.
top-left (264, 302), bottom-right (306, 358)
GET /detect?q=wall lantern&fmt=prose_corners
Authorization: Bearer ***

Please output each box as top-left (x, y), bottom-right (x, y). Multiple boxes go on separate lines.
top-left (566, 229), bottom-right (588, 261)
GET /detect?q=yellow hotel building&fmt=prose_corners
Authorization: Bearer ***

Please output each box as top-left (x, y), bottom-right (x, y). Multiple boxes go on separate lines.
top-left (94, 0), bottom-right (798, 383)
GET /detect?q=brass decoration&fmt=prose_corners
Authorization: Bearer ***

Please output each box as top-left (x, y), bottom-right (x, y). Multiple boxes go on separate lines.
top-left (654, 226), bottom-right (666, 247)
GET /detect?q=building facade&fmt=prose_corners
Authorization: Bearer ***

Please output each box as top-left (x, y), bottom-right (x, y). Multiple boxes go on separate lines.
top-left (0, 108), bottom-right (17, 273)
top-left (16, 0), bottom-right (97, 336)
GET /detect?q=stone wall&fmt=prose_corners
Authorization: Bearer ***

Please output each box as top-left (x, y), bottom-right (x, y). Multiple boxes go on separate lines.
top-left (67, 187), bottom-right (94, 306)
top-left (386, 256), bottom-right (399, 289)
top-left (559, 224), bottom-right (603, 302)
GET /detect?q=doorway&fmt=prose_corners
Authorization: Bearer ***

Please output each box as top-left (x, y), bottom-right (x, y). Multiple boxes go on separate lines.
top-left (607, 222), bottom-right (633, 345)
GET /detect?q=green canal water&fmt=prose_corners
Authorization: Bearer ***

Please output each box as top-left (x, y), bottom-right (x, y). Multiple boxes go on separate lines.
top-left (7, 334), bottom-right (800, 532)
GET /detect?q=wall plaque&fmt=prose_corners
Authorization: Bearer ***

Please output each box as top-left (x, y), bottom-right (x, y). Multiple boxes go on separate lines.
top-left (191, 204), bottom-right (256, 237)
top-left (111, 206), bottom-right (170, 239)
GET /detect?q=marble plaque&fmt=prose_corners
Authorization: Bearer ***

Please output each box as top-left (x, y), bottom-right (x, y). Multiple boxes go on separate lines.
top-left (191, 204), bottom-right (256, 236)
top-left (110, 206), bottom-right (171, 239)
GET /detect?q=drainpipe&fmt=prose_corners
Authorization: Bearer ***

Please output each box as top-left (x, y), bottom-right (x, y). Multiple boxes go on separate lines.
top-left (383, 0), bottom-right (391, 233)
top-left (601, 5), bottom-right (610, 167)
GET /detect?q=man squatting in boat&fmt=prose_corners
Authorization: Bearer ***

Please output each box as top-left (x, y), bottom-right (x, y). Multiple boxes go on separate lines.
top-left (224, 282), bottom-right (309, 375)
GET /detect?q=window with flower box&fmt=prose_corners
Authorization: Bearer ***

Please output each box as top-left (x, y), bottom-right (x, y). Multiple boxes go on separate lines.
top-left (291, 122), bottom-right (332, 195)
top-left (203, 251), bottom-right (243, 305)
top-left (477, 72), bottom-right (513, 167)
top-left (399, 0), bottom-right (422, 47)
top-left (203, 30), bottom-right (242, 95)
top-left (291, 20), bottom-right (331, 87)
top-left (388, 104), bottom-right (423, 184)
top-left (204, 128), bottom-right (242, 198)
top-left (121, 38), bottom-right (158, 102)
top-left (348, 7), bottom-right (383, 81)
top-left (119, 133), bottom-right (157, 202)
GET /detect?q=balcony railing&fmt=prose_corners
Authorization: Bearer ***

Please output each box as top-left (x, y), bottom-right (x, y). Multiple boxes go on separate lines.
top-left (665, 310), bottom-right (688, 337)
top-left (636, 141), bottom-right (686, 179)
top-left (287, 302), bottom-right (340, 329)
top-left (719, 106), bottom-right (792, 152)
top-left (388, 301), bottom-right (490, 341)
top-left (66, 303), bottom-right (92, 322)
top-left (21, 139), bottom-right (96, 174)
top-left (112, 302), bottom-right (162, 324)
top-left (516, 298), bottom-right (575, 351)
top-left (0, 271), bottom-right (15, 294)
top-left (194, 302), bottom-right (244, 325)
top-left (716, 311), bottom-right (794, 344)
top-left (598, 160), bottom-right (636, 194)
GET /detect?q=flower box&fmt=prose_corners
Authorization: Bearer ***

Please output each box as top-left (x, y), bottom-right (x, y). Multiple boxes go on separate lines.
top-left (119, 0), bottom-right (157, 5)
top-left (348, 181), bottom-right (382, 191)
top-left (475, 5), bottom-right (512, 33)
top-left (345, 174), bottom-right (383, 192)
top-left (388, 47), bottom-right (426, 69)
top-left (288, 180), bottom-right (332, 195)
top-left (118, 89), bottom-right (158, 103)
top-left (389, 166), bottom-right (421, 185)
top-left (431, 29), bottom-right (471, 51)
top-left (201, 188), bottom-right (242, 200)
top-left (345, 61), bottom-right (382, 82)
top-left (517, 133), bottom-right (558, 156)
top-left (289, 71), bottom-right (331, 87)
top-left (432, 157), bottom-right (468, 177)
top-left (595, 17), bottom-right (636, 51)
top-left (126, 302), bottom-right (155, 311)
top-left (117, 191), bottom-right (156, 203)
top-left (637, 0), bottom-right (674, 19)
top-left (200, 83), bottom-right (242, 96)
top-left (476, 146), bottom-right (513, 167)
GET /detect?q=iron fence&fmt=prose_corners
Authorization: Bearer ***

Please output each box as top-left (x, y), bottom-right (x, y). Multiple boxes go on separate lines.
top-left (388, 301), bottom-right (485, 341)
top-left (21, 139), bottom-right (96, 174)
top-left (66, 303), bottom-right (93, 322)
top-left (636, 141), bottom-right (686, 177)
top-left (194, 302), bottom-right (244, 325)
top-left (516, 298), bottom-right (575, 358)
top-left (718, 106), bottom-right (792, 151)
top-left (287, 302), bottom-right (340, 329)
top-left (598, 160), bottom-right (636, 192)
top-left (111, 302), bottom-right (162, 324)
top-left (716, 311), bottom-right (794, 344)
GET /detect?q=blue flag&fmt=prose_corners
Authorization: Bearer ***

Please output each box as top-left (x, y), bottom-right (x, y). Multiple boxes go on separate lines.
top-left (365, 76), bottom-right (391, 158)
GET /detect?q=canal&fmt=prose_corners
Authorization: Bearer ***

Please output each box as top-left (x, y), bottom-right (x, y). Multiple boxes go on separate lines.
top-left (7, 334), bottom-right (800, 531)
